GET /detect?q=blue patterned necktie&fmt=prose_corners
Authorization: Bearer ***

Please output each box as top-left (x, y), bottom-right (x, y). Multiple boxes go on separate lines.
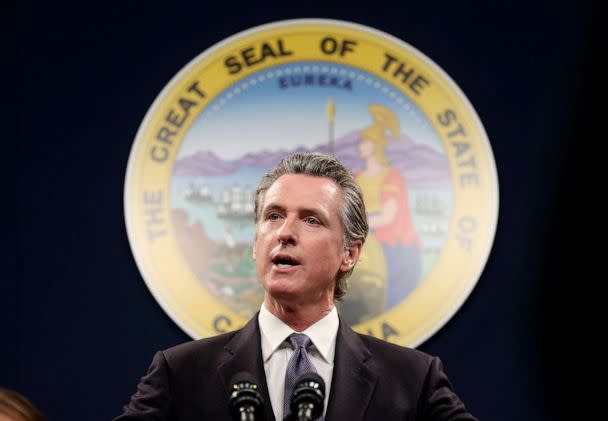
top-left (283, 333), bottom-right (320, 420)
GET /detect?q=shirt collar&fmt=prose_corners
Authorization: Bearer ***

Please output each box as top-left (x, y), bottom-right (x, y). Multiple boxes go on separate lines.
top-left (258, 303), bottom-right (339, 364)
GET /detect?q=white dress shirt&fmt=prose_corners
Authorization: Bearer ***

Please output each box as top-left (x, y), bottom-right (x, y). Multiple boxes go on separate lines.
top-left (258, 303), bottom-right (339, 421)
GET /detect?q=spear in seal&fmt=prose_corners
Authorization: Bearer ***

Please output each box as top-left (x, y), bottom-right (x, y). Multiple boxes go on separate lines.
top-left (327, 97), bottom-right (335, 155)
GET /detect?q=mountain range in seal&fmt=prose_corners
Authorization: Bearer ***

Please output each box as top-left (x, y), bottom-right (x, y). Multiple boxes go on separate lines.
top-left (174, 130), bottom-right (451, 189)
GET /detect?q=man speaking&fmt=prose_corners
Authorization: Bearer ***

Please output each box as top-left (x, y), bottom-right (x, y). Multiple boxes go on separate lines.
top-left (115, 152), bottom-right (478, 420)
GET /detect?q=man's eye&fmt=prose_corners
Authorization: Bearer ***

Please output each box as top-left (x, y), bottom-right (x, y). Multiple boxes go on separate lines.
top-left (267, 212), bottom-right (281, 220)
top-left (305, 217), bottom-right (320, 225)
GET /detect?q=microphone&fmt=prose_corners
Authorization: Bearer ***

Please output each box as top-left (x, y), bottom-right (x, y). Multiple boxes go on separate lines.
top-left (228, 371), bottom-right (264, 421)
top-left (288, 372), bottom-right (325, 421)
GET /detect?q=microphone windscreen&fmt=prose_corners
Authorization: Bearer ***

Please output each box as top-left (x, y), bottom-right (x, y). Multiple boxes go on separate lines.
top-left (294, 372), bottom-right (325, 395)
top-left (230, 371), bottom-right (258, 388)
top-left (228, 371), bottom-right (264, 420)
top-left (290, 371), bottom-right (325, 420)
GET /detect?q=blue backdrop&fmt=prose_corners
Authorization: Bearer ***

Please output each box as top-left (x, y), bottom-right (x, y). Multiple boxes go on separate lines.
top-left (6, 1), bottom-right (600, 420)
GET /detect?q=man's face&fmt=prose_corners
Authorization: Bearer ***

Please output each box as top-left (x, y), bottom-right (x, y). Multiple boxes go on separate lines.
top-left (253, 174), bottom-right (356, 306)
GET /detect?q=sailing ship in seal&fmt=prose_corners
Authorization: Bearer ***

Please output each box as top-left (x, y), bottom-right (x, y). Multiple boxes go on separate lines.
top-left (216, 185), bottom-right (255, 219)
top-left (184, 183), bottom-right (212, 202)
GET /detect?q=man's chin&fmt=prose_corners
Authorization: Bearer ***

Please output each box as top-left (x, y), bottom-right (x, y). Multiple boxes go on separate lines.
top-left (264, 282), bottom-right (305, 302)
top-left (267, 285), bottom-right (300, 299)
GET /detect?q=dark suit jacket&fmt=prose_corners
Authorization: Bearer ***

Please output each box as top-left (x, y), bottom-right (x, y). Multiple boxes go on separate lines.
top-left (114, 316), bottom-right (477, 420)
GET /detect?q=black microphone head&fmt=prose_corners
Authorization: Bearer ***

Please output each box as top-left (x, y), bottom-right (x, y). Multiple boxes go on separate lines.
top-left (230, 371), bottom-right (258, 388)
top-left (228, 371), bottom-right (264, 420)
top-left (290, 372), bottom-right (325, 420)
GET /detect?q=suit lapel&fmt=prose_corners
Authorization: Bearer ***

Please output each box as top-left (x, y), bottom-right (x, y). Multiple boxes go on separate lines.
top-left (218, 315), bottom-right (275, 421)
top-left (325, 319), bottom-right (378, 421)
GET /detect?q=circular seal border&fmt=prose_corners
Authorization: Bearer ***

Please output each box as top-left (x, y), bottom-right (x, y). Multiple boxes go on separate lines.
top-left (124, 18), bottom-right (499, 347)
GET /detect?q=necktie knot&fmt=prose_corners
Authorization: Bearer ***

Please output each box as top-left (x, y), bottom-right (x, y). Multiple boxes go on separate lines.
top-left (288, 333), bottom-right (312, 350)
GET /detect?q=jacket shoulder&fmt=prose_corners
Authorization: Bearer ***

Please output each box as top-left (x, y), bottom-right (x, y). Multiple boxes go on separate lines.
top-left (357, 333), bottom-right (434, 374)
top-left (160, 330), bottom-right (238, 370)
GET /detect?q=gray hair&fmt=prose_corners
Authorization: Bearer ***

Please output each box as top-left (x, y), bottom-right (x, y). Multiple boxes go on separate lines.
top-left (254, 152), bottom-right (368, 300)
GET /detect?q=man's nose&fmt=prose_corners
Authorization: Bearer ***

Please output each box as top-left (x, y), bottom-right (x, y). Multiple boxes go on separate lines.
top-left (277, 216), bottom-right (297, 245)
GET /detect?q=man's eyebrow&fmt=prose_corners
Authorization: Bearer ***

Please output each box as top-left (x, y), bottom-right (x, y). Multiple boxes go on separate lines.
top-left (261, 203), bottom-right (285, 213)
top-left (299, 206), bottom-right (332, 224)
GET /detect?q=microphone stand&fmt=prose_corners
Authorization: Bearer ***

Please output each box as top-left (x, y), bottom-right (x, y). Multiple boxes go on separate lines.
top-left (236, 405), bottom-right (257, 421)
top-left (283, 404), bottom-right (320, 421)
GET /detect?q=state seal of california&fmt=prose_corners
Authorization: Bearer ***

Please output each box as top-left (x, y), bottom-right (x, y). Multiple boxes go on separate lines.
top-left (124, 19), bottom-right (498, 347)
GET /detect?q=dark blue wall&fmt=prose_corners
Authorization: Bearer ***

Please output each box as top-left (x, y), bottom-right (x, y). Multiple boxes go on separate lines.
top-left (7, 1), bottom-right (600, 420)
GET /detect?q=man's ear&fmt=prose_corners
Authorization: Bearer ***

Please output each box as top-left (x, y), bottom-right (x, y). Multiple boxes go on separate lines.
top-left (252, 242), bottom-right (257, 260)
top-left (339, 241), bottom-right (362, 272)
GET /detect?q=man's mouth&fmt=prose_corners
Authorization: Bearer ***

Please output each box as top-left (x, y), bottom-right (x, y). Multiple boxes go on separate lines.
top-left (271, 254), bottom-right (300, 268)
